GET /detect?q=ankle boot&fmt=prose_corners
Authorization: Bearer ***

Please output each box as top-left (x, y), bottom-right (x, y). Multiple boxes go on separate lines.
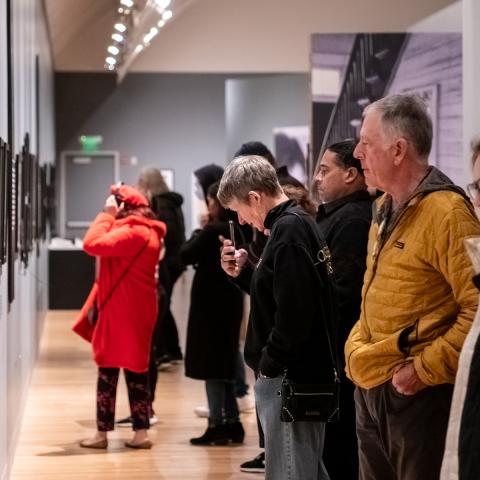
top-left (227, 421), bottom-right (245, 443)
top-left (190, 425), bottom-right (229, 446)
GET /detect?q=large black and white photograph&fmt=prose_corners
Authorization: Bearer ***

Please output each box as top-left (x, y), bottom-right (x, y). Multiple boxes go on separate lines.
top-left (311, 32), bottom-right (462, 185)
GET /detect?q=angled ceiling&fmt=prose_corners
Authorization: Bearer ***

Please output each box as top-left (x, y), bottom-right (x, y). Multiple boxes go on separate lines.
top-left (44, 0), bottom-right (458, 73)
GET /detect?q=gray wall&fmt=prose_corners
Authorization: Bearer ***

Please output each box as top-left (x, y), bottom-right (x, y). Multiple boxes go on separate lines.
top-left (1, 1), bottom-right (55, 479)
top-left (59, 72), bottom-right (309, 235)
top-left (226, 75), bottom-right (310, 160)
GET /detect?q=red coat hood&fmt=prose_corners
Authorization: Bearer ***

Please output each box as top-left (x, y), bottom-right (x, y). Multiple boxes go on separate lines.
top-left (115, 214), bottom-right (167, 240)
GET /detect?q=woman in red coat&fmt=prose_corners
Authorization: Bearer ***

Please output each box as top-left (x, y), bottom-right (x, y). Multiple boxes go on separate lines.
top-left (79, 184), bottom-right (166, 450)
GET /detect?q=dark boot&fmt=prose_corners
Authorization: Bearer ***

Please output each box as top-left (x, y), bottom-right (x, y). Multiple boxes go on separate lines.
top-left (227, 421), bottom-right (245, 443)
top-left (190, 425), bottom-right (229, 446)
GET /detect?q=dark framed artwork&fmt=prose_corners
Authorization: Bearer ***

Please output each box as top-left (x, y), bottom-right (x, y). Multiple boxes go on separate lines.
top-left (19, 134), bottom-right (35, 268)
top-left (7, 149), bottom-right (16, 304)
top-left (6, 0), bottom-right (15, 303)
top-left (0, 138), bottom-right (6, 265)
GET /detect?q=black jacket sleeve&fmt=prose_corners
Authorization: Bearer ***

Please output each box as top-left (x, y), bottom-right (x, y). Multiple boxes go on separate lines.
top-left (329, 219), bottom-right (369, 346)
top-left (233, 263), bottom-right (253, 295)
top-left (179, 225), bottom-right (219, 266)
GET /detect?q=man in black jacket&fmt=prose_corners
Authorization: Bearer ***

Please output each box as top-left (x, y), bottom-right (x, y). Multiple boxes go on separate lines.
top-left (218, 155), bottom-right (335, 480)
top-left (314, 140), bottom-right (372, 479)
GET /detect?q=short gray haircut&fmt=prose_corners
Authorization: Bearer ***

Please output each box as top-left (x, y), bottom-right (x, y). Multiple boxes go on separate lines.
top-left (365, 94), bottom-right (433, 160)
top-left (217, 155), bottom-right (282, 207)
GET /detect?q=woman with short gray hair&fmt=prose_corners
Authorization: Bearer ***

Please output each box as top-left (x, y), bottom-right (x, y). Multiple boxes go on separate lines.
top-left (219, 155), bottom-right (336, 480)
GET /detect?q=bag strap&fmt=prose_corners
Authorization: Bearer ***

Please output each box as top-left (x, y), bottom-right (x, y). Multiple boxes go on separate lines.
top-left (97, 229), bottom-right (152, 312)
top-left (285, 211), bottom-right (341, 382)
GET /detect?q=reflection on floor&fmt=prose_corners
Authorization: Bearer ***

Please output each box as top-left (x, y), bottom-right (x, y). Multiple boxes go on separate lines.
top-left (11, 270), bottom-right (261, 479)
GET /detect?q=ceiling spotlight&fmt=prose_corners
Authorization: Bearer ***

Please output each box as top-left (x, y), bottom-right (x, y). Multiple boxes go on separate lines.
top-left (114, 23), bottom-right (127, 33)
top-left (162, 10), bottom-right (173, 20)
top-left (134, 44), bottom-right (144, 54)
top-left (155, 0), bottom-right (171, 8)
top-left (157, 19), bottom-right (165, 28)
top-left (118, 7), bottom-right (124, 13)
top-left (106, 56), bottom-right (117, 65)
top-left (107, 64), bottom-right (115, 71)
top-left (120, 0), bottom-right (134, 7)
top-left (108, 45), bottom-right (120, 55)
top-left (112, 33), bottom-right (124, 42)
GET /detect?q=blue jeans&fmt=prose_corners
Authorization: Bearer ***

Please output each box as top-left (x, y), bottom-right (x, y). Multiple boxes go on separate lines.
top-left (255, 376), bottom-right (330, 480)
top-left (205, 379), bottom-right (239, 426)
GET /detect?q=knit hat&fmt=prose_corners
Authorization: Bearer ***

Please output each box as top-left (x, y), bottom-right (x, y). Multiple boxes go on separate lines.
top-left (110, 184), bottom-right (149, 207)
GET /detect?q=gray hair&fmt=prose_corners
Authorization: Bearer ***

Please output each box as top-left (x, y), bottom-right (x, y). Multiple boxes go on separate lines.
top-left (365, 94), bottom-right (432, 160)
top-left (217, 155), bottom-right (282, 207)
top-left (137, 166), bottom-right (169, 200)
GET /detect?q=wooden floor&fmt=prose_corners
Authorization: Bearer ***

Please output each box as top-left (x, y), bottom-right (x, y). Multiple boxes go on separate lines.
top-left (11, 274), bottom-right (261, 479)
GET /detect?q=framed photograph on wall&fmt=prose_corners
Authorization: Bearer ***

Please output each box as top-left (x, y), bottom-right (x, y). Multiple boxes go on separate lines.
top-left (160, 169), bottom-right (174, 190)
top-left (19, 134), bottom-right (35, 268)
top-left (7, 147), bottom-right (17, 304)
top-left (402, 84), bottom-right (439, 166)
top-left (0, 138), bottom-right (6, 265)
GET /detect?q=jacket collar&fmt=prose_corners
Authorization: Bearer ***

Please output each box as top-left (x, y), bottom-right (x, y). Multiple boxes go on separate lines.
top-left (373, 166), bottom-right (470, 226)
top-left (316, 189), bottom-right (371, 221)
top-left (264, 199), bottom-right (296, 230)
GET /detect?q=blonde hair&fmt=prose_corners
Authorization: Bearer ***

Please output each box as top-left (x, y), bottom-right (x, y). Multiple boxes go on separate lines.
top-left (471, 137), bottom-right (480, 167)
top-left (138, 166), bottom-right (169, 200)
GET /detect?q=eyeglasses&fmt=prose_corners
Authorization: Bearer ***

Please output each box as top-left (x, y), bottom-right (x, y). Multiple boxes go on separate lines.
top-left (467, 178), bottom-right (480, 200)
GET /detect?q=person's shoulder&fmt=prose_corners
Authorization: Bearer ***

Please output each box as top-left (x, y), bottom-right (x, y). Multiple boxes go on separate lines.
top-left (273, 207), bottom-right (313, 243)
top-left (334, 199), bottom-right (372, 222)
top-left (421, 190), bottom-right (472, 216)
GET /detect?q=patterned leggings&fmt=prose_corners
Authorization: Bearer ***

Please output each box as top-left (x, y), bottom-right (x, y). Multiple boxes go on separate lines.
top-left (96, 367), bottom-right (150, 432)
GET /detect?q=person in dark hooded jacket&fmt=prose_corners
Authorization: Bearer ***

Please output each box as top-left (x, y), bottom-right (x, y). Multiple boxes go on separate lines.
top-left (138, 167), bottom-right (186, 366)
top-left (182, 168), bottom-right (245, 446)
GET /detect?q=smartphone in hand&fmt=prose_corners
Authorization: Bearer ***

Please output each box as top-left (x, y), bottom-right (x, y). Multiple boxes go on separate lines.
top-left (228, 220), bottom-right (236, 249)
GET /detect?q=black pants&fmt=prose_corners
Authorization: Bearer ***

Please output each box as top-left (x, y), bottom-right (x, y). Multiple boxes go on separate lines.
top-left (155, 265), bottom-right (182, 360)
top-left (355, 381), bottom-right (453, 480)
top-left (254, 371), bottom-right (265, 449)
top-left (97, 367), bottom-right (150, 431)
top-left (459, 331), bottom-right (480, 479)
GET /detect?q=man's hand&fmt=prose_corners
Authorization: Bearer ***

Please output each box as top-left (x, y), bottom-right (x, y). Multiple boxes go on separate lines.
top-left (219, 235), bottom-right (247, 277)
top-left (391, 361), bottom-right (427, 395)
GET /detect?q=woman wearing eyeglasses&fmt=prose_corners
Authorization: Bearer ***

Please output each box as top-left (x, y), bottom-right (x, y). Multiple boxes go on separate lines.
top-left (442, 138), bottom-right (480, 479)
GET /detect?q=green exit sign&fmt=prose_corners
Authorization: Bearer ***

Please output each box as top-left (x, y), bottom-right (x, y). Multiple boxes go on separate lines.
top-left (79, 135), bottom-right (103, 151)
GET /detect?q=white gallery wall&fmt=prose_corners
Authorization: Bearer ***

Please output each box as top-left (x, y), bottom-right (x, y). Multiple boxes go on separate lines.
top-left (0, 1), bottom-right (55, 479)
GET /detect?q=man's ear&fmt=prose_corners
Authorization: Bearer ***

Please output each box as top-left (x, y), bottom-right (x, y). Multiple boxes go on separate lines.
top-left (392, 138), bottom-right (408, 166)
top-left (344, 167), bottom-right (359, 185)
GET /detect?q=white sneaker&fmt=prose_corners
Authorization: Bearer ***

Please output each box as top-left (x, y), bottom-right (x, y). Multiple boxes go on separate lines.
top-left (237, 394), bottom-right (255, 413)
top-left (193, 406), bottom-right (209, 418)
top-left (149, 415), bottom-right (159, 426)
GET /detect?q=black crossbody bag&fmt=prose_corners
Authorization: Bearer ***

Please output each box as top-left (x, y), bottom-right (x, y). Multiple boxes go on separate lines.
top-left (279, 212), bottom-right (341, 423)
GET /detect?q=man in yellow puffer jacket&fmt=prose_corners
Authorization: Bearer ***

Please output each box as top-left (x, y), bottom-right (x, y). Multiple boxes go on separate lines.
top-left (345, 94), bottom-right (480, 480)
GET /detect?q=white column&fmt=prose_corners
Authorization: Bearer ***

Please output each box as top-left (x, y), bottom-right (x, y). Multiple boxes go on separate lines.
top-left (463, 0), bottom-right (480, 187)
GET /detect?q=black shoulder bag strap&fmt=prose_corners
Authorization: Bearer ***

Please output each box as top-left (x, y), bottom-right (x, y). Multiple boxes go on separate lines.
top-left (287, 211), bottom-right (341, 383)
top-left (96, 228), bottom-right (153, 313)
